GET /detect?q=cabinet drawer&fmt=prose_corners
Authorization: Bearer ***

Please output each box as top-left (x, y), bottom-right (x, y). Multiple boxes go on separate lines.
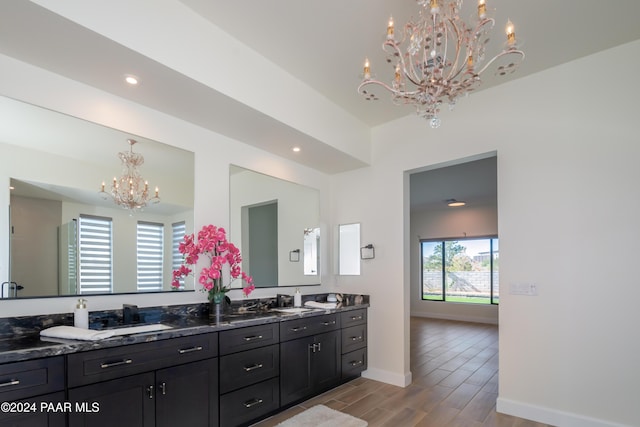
top-left (219, 344), bottom-right (279, 394)
top-left (0, 356), bottom-right (64, 401)
top-left (219, 323), bottom-right (279, 355)
top-left (219, 377), bottom-right (279, 427)
top-left (340, 309), bottom-right (367, 328)
top-left (341, 324), bottom-right (367, 354)
top-left (280, 313), bottom-right (339, 342)
top-left (68, 332), bottom-right (218, 387)
top-left (342, 347), bottom-right (367, 379)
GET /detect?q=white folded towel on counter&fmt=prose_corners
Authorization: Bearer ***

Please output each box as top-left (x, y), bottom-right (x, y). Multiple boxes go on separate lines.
top-left (304, 301), bottom-right (337, 309)
top-left (40, 325), bottom-right (115, 341)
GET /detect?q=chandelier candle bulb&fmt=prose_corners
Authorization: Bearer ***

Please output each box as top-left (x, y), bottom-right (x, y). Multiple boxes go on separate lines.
top-left (363, 58), bottom-right (371, 80)
top-left (478, 0), bottom-right (487, 19)
top-left (387, 16), bottom-right (394, 40)
top-left (506, 20), bottom-right (516, 45)
top-left (430, 0), bottom-right (440, 14)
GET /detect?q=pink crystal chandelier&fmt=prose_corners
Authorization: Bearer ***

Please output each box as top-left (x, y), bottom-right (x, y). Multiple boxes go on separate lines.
top-left (100, 139), bottom-right (160, 212)
top-left (358, 0), bottom-right (525, 128)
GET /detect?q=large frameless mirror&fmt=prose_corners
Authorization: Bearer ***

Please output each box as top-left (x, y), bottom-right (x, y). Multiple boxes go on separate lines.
top-left (0, 96), bottom-right (194, 299)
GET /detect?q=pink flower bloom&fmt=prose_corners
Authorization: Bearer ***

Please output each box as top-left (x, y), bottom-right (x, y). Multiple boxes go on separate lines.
top-left (171, 224), bottom-right (254, 299)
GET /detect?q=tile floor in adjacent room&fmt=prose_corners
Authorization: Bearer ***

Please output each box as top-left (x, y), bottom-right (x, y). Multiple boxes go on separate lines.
top-left (253, 317), bottom-right (553, 427)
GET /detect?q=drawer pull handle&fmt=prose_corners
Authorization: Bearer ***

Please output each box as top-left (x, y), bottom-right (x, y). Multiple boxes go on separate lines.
top-left (350, 315), bottom-right (363, 321)
top-left (350, 360), bottom-right (364, 367)
top-left (243, 398), bottom-right (263, 408)
top-left (100, 359), bottom-right (133, 369)
top-left (178, 346), bottom-right (203, 354)
top-left (290, 326), bottom-right (307, 332)
top-left (243, 335), bottom-right (263, 342)
top-left (159, 382), bottom-right (167, 395)
top-left (351, 336), bottom-right (363, 341)
top-left (244, 363), bottom-right (264, 372)
top-left (0, 379), bottom-right (20, 388)
top-left (322, 320), bottom-right (336, 326)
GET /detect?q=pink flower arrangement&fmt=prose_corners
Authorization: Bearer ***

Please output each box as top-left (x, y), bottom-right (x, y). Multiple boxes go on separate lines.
top-left (172, 225), bottom-right (254, 301)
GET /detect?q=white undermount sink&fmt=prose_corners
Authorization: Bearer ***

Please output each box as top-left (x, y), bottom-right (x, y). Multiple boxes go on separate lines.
top-left (271, 307), bottom-right (315, 314)
top-left (108, 323), bottom-right (173, 336)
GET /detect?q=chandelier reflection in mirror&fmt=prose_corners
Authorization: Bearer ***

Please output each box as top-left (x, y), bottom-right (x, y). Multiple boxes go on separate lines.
top-left (99, 139), bottom-right (160, 212)
top-left (358, 0), bottom-right (525, 128)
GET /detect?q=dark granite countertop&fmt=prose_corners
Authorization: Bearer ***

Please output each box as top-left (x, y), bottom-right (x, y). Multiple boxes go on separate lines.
top-left (0, 302), bottom-right (369, 365)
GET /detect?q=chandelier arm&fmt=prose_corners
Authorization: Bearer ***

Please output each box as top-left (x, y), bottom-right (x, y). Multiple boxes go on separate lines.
top-left (475, 49), bottom-right (525, 76)
top-left (357, 79), bottom-right (421, 98)
top-left (382, 39), bottom-right (423, 88)
top-left (442, 17), bottom-right (464, 82)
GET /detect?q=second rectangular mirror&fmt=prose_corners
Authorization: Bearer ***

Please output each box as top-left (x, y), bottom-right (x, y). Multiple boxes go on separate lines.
top-left (229, 165), bottom-right (320, 288)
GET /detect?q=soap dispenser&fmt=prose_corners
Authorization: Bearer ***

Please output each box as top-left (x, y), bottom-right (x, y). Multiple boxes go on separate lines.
top-left (74, 298), bottom-right (88, 329)
top-left (294, 288), bottom-right (302, 308)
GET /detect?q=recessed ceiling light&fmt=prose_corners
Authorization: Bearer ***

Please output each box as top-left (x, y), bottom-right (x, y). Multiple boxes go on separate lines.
top-left (8, 186), bottom-right (14, 190)
top-left (125, 75), bottom-right (139, 85)
top-left (292, 146), bottom-right (301, 152)
top-left (446, 199), bottom-right (466, 207)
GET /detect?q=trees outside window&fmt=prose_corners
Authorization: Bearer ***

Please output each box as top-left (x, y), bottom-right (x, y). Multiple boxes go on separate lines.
top-left (421, 238), bottom-right (499, 304)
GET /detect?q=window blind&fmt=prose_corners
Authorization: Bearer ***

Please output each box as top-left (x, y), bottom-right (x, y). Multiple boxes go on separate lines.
top-left (137, 221), bottom-right (164, 292)
top-left (171, 221), bottom-right (186, 290)
top-left (78, 215), bottom-right (113, 294)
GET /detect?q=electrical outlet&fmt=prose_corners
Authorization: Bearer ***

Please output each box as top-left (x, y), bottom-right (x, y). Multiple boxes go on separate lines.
top-left (509, 283), bottom-right (538, 296)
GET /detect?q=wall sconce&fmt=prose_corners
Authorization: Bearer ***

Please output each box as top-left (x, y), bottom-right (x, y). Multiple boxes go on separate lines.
top-left (289, 249), bottom-right (300, 262)
top-left (360, 244), bottom-right (375, 260)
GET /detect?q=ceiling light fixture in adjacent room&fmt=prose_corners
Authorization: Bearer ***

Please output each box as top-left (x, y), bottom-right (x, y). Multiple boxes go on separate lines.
top-left (124, 74), bottom-right (139, 85)
top-left (292, 146), bottom-right (301, 152)
top-left (447, 199), bottom-right (466, 207)
top-left (358, 0), bottom-right (525, 128)
top-left (99, 139), bottom-right (160, 212)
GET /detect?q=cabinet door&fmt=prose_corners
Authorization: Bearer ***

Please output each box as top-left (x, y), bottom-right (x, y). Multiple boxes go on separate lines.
top-left (156, 359), bottom-right (218, 427)
top-left (0, 391), bottom-right (65, 427)
top-left (279, 336), bottom-right (313, 406)
top-left (313, 330), bottom-right (341, 393)
top-left (68, 372), bottom-right (155, 427)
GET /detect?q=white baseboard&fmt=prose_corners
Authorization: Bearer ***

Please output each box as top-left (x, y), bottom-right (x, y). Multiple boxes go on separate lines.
top-left (361, 367), bottom-right (412, 387)
top-left (497, 397), bottom-right (632, 427)
top-left (411, 311), bottom-right (498, 325)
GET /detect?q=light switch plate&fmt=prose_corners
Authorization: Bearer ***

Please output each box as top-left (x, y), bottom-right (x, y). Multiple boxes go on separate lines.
top-left (509, 283), bottom-right (538, 296)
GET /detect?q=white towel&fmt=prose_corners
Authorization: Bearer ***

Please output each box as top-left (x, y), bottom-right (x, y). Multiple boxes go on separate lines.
top-left (304, 301), bottom-right (337, 309)
top-left (40, 326), bottom-right (115, 341)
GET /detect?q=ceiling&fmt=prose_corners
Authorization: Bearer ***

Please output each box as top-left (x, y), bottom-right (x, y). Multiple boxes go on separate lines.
top-left (1, 0), bottom-right (640, 176)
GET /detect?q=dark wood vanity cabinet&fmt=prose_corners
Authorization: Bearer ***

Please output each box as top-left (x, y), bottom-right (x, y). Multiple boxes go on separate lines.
top-left (279, 314), bottom-right (342, 406)
top-left (340, 309), bottom-right (368, 379)
top-left (67, 332), bottom-right (219, 427)
top-left (218, 324), bottom-right (280, 427)
top-left (0, 356), bottom-right (65, 427)
top-left (0, 307), bottom-right (368, 427)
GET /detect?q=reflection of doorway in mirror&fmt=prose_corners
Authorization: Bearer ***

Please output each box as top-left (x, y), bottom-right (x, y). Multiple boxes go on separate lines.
top-left (244, 201), bottom-right (279, 287)
top-left (303, 227), bottom-right (320, 275)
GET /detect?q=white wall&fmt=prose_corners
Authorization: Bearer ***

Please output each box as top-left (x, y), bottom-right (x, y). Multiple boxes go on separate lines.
top-left (410, 203), bottom-right (499, 324)
top-left (332, 40), bottom-right (640, 426)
